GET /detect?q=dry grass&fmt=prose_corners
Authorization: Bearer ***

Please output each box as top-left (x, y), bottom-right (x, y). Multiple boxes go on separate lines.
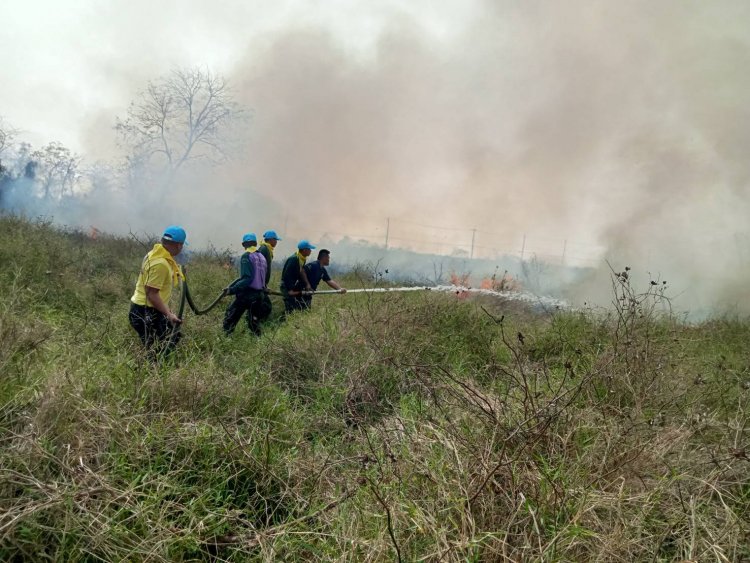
top-left (0, 215), bottom-right (748, 561)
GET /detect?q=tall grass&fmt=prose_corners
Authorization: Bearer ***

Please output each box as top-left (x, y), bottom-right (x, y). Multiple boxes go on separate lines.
top-left (0, 215), bottom-right (748, 561)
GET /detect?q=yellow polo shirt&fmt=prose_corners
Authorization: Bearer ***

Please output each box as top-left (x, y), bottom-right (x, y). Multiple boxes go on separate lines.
top-left (130, 244), bottom-right (180, 307)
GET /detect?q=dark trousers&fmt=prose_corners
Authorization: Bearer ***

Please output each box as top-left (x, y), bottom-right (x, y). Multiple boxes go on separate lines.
top-left (283, 295), bottom-right (310, 316)
top-left (223, 291), bottom-right (272, 335)
top-left (129, 303), bottom-right (180, 357)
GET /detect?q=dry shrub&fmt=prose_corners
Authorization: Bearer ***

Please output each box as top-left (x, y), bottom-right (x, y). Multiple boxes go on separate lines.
top-left (317, 270), bottom-right (748, 561)
top-left (1, 217), bottom-right (748, 561)
top-left (0, 309), bottom-right (52, 380)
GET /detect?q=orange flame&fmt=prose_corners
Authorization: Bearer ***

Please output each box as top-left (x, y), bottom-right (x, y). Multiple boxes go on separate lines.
top-left (450, 270), bottom-right (522, 295)
top-left (449, 271), bottom-right (471, 300)
top-left (480, 273), bottom-right (522, 292)
top-left (449, 271), bottom-right (470, 287)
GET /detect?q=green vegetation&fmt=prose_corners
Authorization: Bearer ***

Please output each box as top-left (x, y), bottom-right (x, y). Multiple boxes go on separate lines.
top-left (1, 215), bottom-right (748, 561)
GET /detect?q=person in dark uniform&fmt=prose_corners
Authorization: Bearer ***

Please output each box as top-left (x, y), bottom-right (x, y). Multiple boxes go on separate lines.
top-left (257, 229), bottom-right (281, 319)
top-left (223, 233), bottom-right (272, 336)
top-left (302, 249), bottom-right (346, 308)
top-left (257, 229), bottom-right (281, 287)
top-left (280, 239), bottom-right (315, 315)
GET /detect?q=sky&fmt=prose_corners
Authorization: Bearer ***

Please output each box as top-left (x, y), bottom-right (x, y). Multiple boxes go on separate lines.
top-left (0, 0), bottom-right (469, 151)
top-left (2, 0), bottom-right (750, 313)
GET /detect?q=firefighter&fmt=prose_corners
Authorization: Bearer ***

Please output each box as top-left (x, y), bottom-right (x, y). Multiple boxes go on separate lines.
top-left (302, 249), bottom-right (346, 308)
top-left (257, 229), bottom-right (281, 287)
top-left (223, 233), bottom-right (272, 336)
top-left (129, 225), bottom-right (186, 357)
top-left (280, 239), bottom-right (315, 315)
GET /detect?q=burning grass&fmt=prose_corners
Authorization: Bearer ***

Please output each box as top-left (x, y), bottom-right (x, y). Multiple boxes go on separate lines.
top-left (0, 215), bottom-right (748, 561)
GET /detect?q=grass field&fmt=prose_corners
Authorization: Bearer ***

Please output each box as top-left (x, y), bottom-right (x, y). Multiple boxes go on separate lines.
top-left (1, 215), bottom-right (748, 561)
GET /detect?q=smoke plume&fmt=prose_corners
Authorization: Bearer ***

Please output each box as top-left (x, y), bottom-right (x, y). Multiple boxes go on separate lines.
top-left (2, 0), bottom-right (749, 314)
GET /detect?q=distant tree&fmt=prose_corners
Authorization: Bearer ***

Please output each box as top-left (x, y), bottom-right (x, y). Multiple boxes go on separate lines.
top-left (116, 67), bottom-right (243, 181)
top-left (15, 142), bottom-right (34, 178)
top-left (30, 142), bottom-right (82, 199)
top-left (0, 117), bottom-right (16, 185)
top-left (520, 254), bottom-right (548, 293)
top-left (0, 124), bottom-right (83, 205)
top-left (0, 118), bottom-right (14, 157)
top-left (86, 160), bottom-right (121, 193)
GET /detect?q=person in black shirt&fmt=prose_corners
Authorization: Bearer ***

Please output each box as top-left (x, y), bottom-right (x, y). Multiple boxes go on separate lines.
top-left (302, 249), bottom-right (346, 308)
top-left (280, 239), bottom-right (315, 315)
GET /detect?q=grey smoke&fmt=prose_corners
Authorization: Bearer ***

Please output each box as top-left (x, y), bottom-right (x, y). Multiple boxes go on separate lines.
top-left (2, 0), bottom-right (749, 315)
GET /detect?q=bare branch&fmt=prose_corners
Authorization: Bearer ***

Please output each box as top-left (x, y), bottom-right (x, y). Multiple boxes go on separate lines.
top-left (0, 117), bottom-right (18, 156)
top-left (116, 67), bottom-right (244, 182)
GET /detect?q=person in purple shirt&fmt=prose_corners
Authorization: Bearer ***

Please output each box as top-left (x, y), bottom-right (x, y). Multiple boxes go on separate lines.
top-left (223, 233), bottom-right (272, 336)
top-left (302, 249), bottom-right (346, 308)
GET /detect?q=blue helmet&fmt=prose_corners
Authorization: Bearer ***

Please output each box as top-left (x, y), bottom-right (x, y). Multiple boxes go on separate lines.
top-left (162, 225), bottom-right (187, 244)
top-left (297, 239), bottom-right (316, 250)
top-left (242, 232), bottom-right (258, 244)
top-left (263, 230), bottom-right (282, 241)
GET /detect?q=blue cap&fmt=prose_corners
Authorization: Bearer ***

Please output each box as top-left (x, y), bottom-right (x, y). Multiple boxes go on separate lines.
top-left (263, 230), bottom-right (282, 241)
top-left (297, 239), bottom-right (316, 250)
top-left (162, 225), bottom-right (187, 244)
top-left (242, 232), bottom-right (258, 244)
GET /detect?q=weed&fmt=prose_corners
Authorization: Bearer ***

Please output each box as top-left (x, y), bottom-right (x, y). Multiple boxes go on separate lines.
top-left (0, 217), bottom-right (748, 561)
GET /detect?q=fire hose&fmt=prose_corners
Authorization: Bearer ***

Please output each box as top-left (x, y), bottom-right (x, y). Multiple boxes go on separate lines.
top-left (167, 270), bottom-right (564, 347)
top-left (176, 275), bottom-right (433, 319)
top-left (175, 270), bottom-right (562, 319)
top-left (182, 277), bottom-right (232, 315)
top-left (168, 269), bottom-right (234, 349)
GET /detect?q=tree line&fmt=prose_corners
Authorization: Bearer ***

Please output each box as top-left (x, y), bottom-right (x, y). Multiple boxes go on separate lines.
top-left (0, 67), bottom-right (244, 207)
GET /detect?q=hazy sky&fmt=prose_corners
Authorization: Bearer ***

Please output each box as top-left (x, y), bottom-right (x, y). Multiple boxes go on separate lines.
top-left (0, 0), bottom-right (470, 151)
top-left (2, 0), bottom-right (750, 312)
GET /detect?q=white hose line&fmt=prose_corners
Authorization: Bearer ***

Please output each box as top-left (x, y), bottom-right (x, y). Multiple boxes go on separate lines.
top-left (307, 285), bottom-right (569, 309)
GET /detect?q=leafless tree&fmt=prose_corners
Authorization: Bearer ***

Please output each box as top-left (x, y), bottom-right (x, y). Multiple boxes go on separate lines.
top-left (520, 254), bottom-right (547, 293)
top-left (116, 67), bottom-right (243, 180)
top-left (0, 118), bottom-right (17, 181)
top-left (432, 260), bottom-right (446, 285)
top-left (0, 118), bottom-right (14, 157)
top-left (85, 160), bottom-right (122, 193)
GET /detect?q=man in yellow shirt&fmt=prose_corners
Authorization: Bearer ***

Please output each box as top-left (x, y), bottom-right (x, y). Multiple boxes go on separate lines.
top-left (129, 225), bottom-right (186, 357)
